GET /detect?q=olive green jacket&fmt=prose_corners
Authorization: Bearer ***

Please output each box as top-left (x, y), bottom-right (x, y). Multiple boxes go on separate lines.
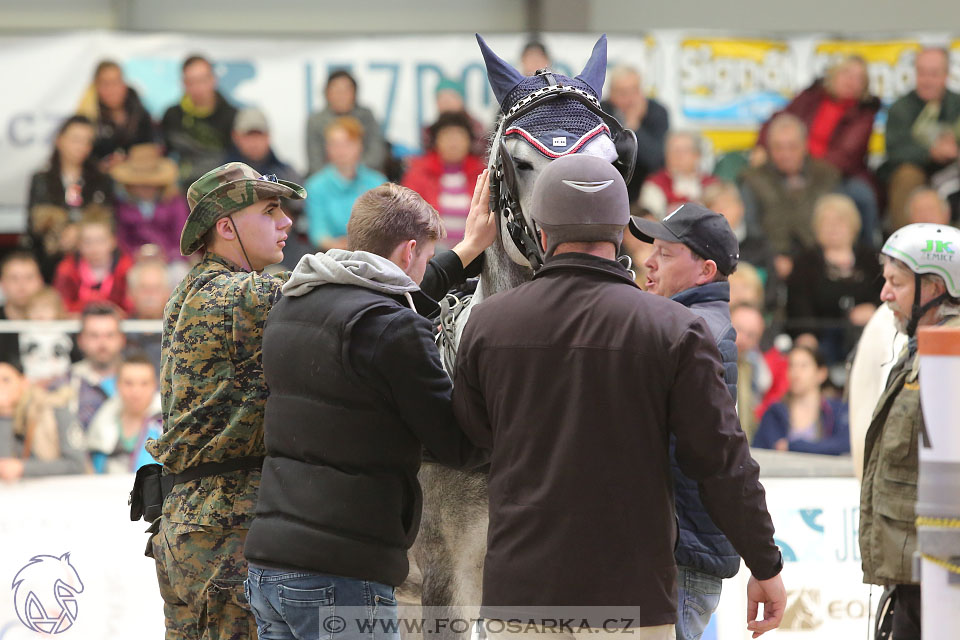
top-left (859, 314), bottom-right (960, 585)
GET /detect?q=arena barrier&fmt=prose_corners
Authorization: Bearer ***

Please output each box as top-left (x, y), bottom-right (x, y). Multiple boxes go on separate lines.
top-left (0, 451), bottom-right (862, 639)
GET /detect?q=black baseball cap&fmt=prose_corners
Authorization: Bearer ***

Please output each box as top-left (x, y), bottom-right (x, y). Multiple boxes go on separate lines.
top-left (629, 202), bottom-right (740, 275)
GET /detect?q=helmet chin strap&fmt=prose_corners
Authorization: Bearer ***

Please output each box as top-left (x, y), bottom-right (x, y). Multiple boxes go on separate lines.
top-left (228, 215), bottom-right (255, 273)
top-left (906, 272), bottom-right (948, 337)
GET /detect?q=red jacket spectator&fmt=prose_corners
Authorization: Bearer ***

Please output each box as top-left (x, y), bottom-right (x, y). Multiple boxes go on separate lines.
top-left (402, 150), bottom-right (485, 208)
top-left (758, 79), bottom-right (880, 180)
top-left (54, 250), bottom-right (133, 315)
top-left (639, 169), bottom-right (718, 217)
top-left (402, 150), bottom-right (485, 244)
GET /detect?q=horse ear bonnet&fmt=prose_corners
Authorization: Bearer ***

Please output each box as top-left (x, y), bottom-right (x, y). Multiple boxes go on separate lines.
top-left (477, 33), bottom-right (638, 269)
top-left (476, 34), bottom-right (636, 182)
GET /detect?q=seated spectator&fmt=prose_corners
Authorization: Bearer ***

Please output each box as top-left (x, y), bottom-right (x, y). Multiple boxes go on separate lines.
top-left (703, 181), bottom-right (772, 276)
top-left (110, 144), bottom-right (189, 263)
top-left (884, 47), bottom-right (960, 231)
top-left (602, 65), bottom-right (669, 202)
top-left (638, 131), bottom-right (717, 219)
top-left (755, 55), bottom-right (880, 245)
top-left (421, 78), bottom-right (489, 157)
top-left (306, 70), bottom-right (387, 174)
top-left (731, 304), bottom-right (770, 442)
top-left (0, 359), bottom-right (87, 481)
top-left (728, 260), bottom-right (766, 308)
top-left (402, 112), bottom-right (486, 246)
top-left (51, 303), bottom-right (126, 433)
top-left (124, 257), bottom-right (171, 373)
top-left (161, 54), bottom-right (237, 187)
top-left (77, 60), bottom-right (155, 169)
top-left (753, 346), bottom-right (851, 455)
top-left (27, 115), bottom-right (114, 280)
top-left (227, 108), bottom-right (311, 267)
top-left (54, 211), bottom-right (134, 315)
top-left (906, 186), bottom-right (953, 226)
top-left (786, 194), bottom-right (882, 364)
top-left (304, 117), bottom-right (386, 250)
top-left (87, 353), bottom-right (160, 473)
top-left (20, 287), bottom-right (72, 387)
top-left (520, 40), bottom-right (551, 76)
top-left (0, 252), bottom-right (44, 366)
top-left (740, 113), bottom-right (841, 280)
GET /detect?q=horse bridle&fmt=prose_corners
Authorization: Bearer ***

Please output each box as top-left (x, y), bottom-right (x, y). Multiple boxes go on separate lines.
top-left (489, 78), bottom-right (638, 270)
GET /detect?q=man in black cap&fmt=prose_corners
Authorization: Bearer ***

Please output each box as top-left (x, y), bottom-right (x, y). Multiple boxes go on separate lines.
top-left (630, 203), bottom-right (742, 640)
top-left (453, 155), bottom-right (785, 640)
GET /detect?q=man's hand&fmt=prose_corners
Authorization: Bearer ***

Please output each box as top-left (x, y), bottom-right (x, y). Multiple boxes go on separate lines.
top-left (930, 133), bottom-right (959, 164)
top-left (0, 458), bottom-right (25, 482)
top-left (746, 573), bottom-right (786, 637)
top-left (749, 146), bottom-right (768, 168)
top-left (849, 302), bottom-right (878, 327)
top-left (452, 169), bottom-right (497, 267)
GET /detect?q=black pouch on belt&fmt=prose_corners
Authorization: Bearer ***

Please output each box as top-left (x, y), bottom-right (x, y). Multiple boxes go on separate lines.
top-left (129, 463), bottom-right (165, 522)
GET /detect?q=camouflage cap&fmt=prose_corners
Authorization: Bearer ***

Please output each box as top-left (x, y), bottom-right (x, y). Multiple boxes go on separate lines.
top-left (180, 162), bottom-right (306, 256)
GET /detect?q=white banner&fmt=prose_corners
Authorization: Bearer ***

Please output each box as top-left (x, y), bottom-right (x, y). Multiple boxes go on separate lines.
top-left (3, 29), bottom-right (960, 222)
top-left (0, 473), bottom-right (163, 639)
top-left (0, 473), bottom-right (870, 639)
top-left (712, 476), bottom-right (872, 640)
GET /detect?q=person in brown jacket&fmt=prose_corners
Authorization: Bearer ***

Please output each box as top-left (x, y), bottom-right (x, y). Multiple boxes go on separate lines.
top-left (453, 155), bottom-right (785, 640)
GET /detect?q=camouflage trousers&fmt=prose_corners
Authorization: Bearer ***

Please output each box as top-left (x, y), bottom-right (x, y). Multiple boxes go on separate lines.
top-left (152, 518), bottom-right (257, 640)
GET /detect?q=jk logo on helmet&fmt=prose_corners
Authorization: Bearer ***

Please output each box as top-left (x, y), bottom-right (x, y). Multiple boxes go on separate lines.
top-left (922, 240), bottom-right (955, 254)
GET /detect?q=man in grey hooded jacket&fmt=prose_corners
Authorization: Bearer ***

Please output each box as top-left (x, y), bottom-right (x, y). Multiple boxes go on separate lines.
top-left (244, 177), bottom-right (492, 639)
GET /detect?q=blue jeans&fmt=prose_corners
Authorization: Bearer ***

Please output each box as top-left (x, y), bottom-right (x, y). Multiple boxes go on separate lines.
top-left (675, 567), bottom-right (721, 640)
top-left (245, 564), bottom-right (399, 640)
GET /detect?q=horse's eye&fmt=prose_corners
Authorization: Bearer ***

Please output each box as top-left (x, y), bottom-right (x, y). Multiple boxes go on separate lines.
top-left (515, 160), bottom-right (534, 171)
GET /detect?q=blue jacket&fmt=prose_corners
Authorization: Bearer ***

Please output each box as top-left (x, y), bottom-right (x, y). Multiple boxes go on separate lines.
top-left (670, 281), bottom-right (741, 578)
top-left (303, 165), bottom-right (386, 246)
top-left (753, 397), bottom-right (851, 455)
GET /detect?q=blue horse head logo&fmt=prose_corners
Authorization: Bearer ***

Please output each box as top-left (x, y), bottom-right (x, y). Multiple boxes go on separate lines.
top-left (11, 553), bottom-right (84, 635)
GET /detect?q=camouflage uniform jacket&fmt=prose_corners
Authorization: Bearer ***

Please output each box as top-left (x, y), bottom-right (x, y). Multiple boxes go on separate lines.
top-left (144, 252), bottom-right (287, 528)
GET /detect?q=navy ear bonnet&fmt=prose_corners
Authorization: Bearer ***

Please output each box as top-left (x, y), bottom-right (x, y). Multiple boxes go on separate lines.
top-left (478, 34), bottom-right (611, 158)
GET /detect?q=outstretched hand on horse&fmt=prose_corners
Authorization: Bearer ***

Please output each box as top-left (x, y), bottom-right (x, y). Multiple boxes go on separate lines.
top-left (452, 169), bottom-right (497, 267)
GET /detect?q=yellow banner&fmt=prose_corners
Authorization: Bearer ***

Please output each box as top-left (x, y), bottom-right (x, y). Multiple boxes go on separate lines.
top-left (680, 38), bottom-right (793, 97)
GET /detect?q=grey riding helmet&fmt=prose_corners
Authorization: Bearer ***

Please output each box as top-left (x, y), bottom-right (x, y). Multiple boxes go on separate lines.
top-left (529, 154), bottom-right (630, 258)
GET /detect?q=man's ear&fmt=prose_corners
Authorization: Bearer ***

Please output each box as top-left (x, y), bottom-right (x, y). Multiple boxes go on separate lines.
top-left (538, 229), bottom-right (548, 252)
top-left (697, 259), bottom-right (719, 285)
top-left (398, 239), bottom-right (417, 271)
top-left (214, 217), bottom-right (236, 242)
top-left (923, 276), bottom-right (947, 301)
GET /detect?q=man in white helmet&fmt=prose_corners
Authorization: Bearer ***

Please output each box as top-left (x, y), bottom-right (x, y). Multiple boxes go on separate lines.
top-left (860, 223), bottom-right (960, 640)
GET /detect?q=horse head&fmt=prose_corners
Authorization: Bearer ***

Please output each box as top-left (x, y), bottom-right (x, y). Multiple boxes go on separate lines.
top-left (477, 34), bottom-right (636, 278)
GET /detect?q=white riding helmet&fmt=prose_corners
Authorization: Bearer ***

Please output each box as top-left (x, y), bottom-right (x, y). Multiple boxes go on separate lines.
top-left (881, 223), bottom-right (960, 297)
top-left (881, 223), bottom-right (960, 335)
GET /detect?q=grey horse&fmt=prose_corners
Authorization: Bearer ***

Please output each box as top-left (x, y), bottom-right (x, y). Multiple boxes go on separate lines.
top-left (399, 34), bottom-right (636, 640)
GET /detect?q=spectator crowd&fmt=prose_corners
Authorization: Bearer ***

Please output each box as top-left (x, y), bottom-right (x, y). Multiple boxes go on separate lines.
top-left (3, 41), bottom-right (960, 482)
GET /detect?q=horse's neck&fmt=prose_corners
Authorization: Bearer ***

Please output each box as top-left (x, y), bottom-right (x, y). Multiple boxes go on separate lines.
top-left (475, 241), bottom-right (533, 302)
top-left (450, 242), bottom-right (531, 352)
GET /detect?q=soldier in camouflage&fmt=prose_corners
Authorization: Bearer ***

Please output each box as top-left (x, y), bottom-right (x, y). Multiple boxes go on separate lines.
top-left (145, 162), bottom-right (305, 639)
